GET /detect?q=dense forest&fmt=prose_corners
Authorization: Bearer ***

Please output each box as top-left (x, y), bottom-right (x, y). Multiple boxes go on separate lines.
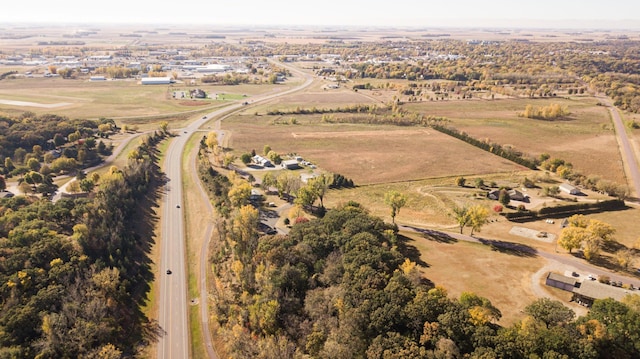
top-left (0, 113), bottom-right (115, 197)
top-left (0, 130), bottom-right (164, 358)
top-left (197, 153), bottom-right (640, 358)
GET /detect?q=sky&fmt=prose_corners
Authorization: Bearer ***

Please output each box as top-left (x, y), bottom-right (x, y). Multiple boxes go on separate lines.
top-left (2, 0), bottom-right (640, 29)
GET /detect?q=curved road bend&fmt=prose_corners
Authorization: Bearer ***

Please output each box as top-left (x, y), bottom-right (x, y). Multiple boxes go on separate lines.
top-left (158, 60), bottom-right (314, 359)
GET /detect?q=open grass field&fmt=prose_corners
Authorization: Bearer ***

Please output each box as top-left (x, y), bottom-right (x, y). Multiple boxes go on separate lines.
top-left (0, 77), bottom-right (280, 120)
top-left (224, 113), bottom-right (527, 185)
top-left (404, 96), bottom-right (626, 184)
top-left (403, 231), bottom-right (544, 326)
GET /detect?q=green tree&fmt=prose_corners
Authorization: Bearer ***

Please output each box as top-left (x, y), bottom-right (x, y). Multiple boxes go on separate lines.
top-left (0, 175), bottom-right (5, 191)
top-left (295, 184), bottom-right (318, 208)
top-left (27, 157), bottom-right (41, 171)
top-left (4, 157), bottom-right (15, 171)
top-left (384, 190), bottom-right (407, 223)
top-left (524, 298), bottom-right (575, 328)
top-left (455, 176), bottom-right (466, 187)
top-left (53, 133), bottom-right (66, 147)
top-left (241, 153), bottom-right (252, 164)
top-left (13, 147), bottom-right (27, 164)
top-left (309, 173), bottom-right (332, 208)
top-left (498, 189), bottom-right (511, 206)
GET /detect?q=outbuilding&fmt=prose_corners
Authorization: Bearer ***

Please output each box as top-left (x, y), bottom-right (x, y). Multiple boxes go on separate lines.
top-left (141, 77), bottom-right (173, 85)
top-left (545, 273), bottom-right (577, 292)
top-left (281, 159), bottom-right (300, 170)
top-left (559, 183), bottom-right (581, 195)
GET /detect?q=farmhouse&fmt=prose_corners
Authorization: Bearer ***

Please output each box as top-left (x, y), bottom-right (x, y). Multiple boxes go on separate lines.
top-left (281, 159), bottom-right (300, 170)
top-left (487, 189), bottom-right (528, 202)
top-left (141, 77), bottom-right (173, 85)
top-left (252, 155), bottom-right (272, 167)
top-left (559, 183), bottom-right (581, 195)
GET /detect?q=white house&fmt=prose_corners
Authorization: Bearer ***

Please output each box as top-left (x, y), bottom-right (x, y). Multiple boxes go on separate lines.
top-left (252, 155), bottom-right (272, 167)
top-left (559, 183), bottom-right (581, 195)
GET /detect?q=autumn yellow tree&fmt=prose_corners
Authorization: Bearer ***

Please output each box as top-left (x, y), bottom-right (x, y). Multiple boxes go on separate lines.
top-left (468, 205), bottom-right (489, 236)
top-left (558, 226), bottom-right (588, 253)
top-left (384, 190), bottom-right (407, 223)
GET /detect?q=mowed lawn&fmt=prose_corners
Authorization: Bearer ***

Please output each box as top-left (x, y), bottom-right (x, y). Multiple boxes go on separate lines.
top-left (405, 96), bottom-right (626, 184)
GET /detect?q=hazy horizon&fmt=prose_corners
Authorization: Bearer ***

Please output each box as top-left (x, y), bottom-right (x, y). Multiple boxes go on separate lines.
top-left (2, 0), bottom-right (640, 30)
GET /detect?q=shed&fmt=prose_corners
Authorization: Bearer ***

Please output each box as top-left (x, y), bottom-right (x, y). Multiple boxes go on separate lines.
top-left (545, 273), bottom-right (577, 292)
top-left (281, 159), bottom-right (300, 170)
top-left (559, 183), bottom-right (581, 195)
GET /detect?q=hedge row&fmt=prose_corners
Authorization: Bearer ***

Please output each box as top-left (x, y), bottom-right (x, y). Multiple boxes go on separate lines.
top-left (431, 124), bottom-right (538, 169)
top-left (503, 199), bottom-right (626, 221)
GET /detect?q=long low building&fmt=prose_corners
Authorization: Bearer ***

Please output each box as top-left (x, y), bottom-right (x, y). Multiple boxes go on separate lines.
top-left (141, 77), bottom-right (173, 85)
top-left (545, 272), bottom-right (637, 307)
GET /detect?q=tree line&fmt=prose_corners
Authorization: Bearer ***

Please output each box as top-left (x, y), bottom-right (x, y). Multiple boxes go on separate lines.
top-left (0, 130), bottom-right (166, 358)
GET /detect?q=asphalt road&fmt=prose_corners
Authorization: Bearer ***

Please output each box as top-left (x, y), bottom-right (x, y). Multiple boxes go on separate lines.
top-left (606, 99), bottom-right (640, 200)
top-left (158, 61), bottom-right (313, 358)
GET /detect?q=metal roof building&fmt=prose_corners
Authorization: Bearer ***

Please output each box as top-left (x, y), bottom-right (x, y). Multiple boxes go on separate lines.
top-left (141, 77), bottom-right (173, 85)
